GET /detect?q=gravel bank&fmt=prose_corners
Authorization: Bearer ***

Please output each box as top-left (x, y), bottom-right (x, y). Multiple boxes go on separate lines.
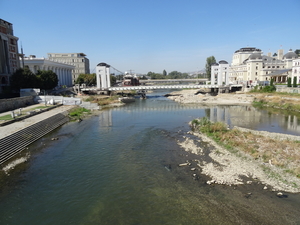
top-left (177, 130), bottom-right (300, 193)
top-left (167, 89), bottom-right (255, 105)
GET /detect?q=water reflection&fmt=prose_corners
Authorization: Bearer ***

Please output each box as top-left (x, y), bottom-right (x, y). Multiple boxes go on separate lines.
top-left (206, 105), bottom-right (300, 135)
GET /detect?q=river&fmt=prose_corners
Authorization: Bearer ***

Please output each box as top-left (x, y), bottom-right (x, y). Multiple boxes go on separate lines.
top-left (0, 90), bottom-right (300, 225)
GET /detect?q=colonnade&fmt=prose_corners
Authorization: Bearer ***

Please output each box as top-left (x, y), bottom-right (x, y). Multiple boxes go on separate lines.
top-left (27, 65), bottom-right (73, 87)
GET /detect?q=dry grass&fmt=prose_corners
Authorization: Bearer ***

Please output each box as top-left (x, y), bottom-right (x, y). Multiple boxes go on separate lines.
top-left (252, 93), bottom-right (300, 112)
top-left (83, 95), bottom-right (120, 106)
top-left (191, 117), bottom-right (300, 178)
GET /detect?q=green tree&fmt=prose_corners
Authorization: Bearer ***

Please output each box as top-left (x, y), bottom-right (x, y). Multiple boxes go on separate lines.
top-left (75, 73), bottom-right (96, 86)
top-left (295, 49), bottom-right (300, 57)
top-left (10, 67), bottom-right (38, 91)
top-left (110, 74), bottom-right (117, 86)
top-left (293, 76), bottom-right (297, 87)
top-left (36, 70), bottom-right (58, 90)
top-left (287, 77), bottom-right (292, 87)
top-left (163, 70), bottom-right (167, 76)
top-left (205, 56), bottom-right (216, 79)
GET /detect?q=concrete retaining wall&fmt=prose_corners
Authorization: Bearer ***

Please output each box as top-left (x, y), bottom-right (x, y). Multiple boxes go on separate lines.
top-left (0, 112), bottom-right (69, 164)
top-left (0, 96), bottom-right (35, 113)
top-left (275, 86), bottom-right (300, 94)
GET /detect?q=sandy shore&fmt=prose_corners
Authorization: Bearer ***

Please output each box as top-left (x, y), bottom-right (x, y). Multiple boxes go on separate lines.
top-left (169, 89), bottom-right (300, 193)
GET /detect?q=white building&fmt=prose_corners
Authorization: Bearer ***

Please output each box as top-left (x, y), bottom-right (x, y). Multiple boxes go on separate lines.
top-left (229, 47), bottom-right (298, 85)
top-left (22, 55), bottom-right (75, 87)
top-left (211, 60), bottom-right (229, 85)
top-left (292, 59), bottom-right (300, 85)
top-left (47, 53), bottom-right (90, 84)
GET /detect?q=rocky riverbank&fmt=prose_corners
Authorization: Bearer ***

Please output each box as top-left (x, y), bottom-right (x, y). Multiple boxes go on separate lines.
top-left (169, 89), bottom-right (300, 193)
top-left (177, 129), bottom-right (300, 193)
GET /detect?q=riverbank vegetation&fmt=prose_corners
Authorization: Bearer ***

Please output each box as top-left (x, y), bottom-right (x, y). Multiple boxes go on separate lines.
top-left (190, 117), bottom-right (300, 179)
top-left (68, 107), bottom-right (91, 121)
top-left (82, 95), bottom-right (119, 106)
top-left (252, 92), bottom-right (300, 112)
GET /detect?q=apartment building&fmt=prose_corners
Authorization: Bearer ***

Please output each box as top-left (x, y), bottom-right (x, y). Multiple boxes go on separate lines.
top-left (0, 19), bottom-right (20, 92)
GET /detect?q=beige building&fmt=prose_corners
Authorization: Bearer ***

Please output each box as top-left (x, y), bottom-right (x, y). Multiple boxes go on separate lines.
top-left (229, 47), bottom-right (298, 85)
top-left (47, 53), bottom-right (90, 84)
top-left (0, 19), bottom-right (20, 92)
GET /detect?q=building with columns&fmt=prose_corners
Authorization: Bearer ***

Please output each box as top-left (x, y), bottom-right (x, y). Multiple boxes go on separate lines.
top-left (0, 19), bottom-right (20, 93)
top-left (229, 47), bottom-right (298, 85)
top-left (47, 53), bottom-right (90, 84)
top-left (23, 55), bottom-right (75, 87)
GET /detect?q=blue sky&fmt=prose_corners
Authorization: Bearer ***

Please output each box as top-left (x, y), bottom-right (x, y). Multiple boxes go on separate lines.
top-left (1, 0), bottom-right (299, 74)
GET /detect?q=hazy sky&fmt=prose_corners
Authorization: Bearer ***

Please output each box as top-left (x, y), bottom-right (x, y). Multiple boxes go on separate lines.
top-left (1, 0), bottom-right (299, 74)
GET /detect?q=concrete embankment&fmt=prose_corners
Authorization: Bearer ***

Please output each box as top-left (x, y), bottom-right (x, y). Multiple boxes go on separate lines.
top-left (0, 105), bottom-right (75, 164)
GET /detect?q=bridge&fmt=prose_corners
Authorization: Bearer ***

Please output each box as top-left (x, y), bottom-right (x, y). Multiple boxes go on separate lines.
top-left (107, 84), bottom-right (242, 91)
top-left (138, 78), bottom-right (207, 84)
top-left (78, 63), bottom-right (243, 95)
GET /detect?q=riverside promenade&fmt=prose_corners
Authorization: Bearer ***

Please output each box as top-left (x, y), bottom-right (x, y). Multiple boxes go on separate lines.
top-left (0, 104), bottom-right (76, 164)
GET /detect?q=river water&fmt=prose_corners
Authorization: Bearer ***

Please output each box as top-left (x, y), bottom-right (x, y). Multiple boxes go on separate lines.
top-left (0, 90), bottom-right (300, 225)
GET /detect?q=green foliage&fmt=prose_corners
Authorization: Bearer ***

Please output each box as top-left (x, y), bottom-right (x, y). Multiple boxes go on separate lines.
top-left (110, 75), bottom-right (117, 86)
top-left (69, 107), bottom-right (90, 120)
top-left (205, 56), bottom-right (216, 79)
top-left (163, 70), bottom-right (167, 76)
top-left (250, 84), bottom-right (276, 93)
top-left (293, 77), bottom-right (297, 87)
top-left (287, 77), bottom-right (292, 87)
top-left (10, 67), bottom-right (59, 91)
top-left (147, 71), bottom-right (189, 79)
top-left (75, 73), bottom-right (96, 86)
top-left (10, 67), bottom-right (38, 90)
top-left (36, 70), bottom-right (58, 90)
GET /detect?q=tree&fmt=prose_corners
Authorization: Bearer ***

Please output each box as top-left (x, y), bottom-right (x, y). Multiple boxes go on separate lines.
top-left (10, 67), bottom-right (38, 91)
top-left (205, 56), bottom-right (216, 79)
top-left (163, 70), bottom-right (167, 76)
top-left (293, 76), bottom-right (297, 87)
top-left (75, 73), bottom-right (96, 86)
top-left (36, 70), bottom-right (58, 90)
top-left (287, 77), bottom-right (292, 87)
top-left (110, 74), bottom-right (116, 86)
top-left (295, 49), bottom-right (300, 57)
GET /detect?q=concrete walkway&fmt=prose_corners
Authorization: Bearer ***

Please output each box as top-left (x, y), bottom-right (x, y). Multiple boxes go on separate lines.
top-left (0, 104), bottom-right (75, 139)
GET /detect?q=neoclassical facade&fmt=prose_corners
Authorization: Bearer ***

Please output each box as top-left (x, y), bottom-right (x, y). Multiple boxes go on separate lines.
top-left (0, 19), bottom-right (20, 92)
top-left (23, 56), bottom-right (75, 87)
top-left (229, 47), bottom-right (298, 84)
top-left (47, 53), bottom-right (90, 84)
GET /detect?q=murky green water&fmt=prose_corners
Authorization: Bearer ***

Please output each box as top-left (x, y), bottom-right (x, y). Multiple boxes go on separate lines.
top-left (1, 90), bottom-right (300, 224)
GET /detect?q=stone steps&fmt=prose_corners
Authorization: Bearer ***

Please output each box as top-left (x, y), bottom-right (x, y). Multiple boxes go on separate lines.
top-left (0, 112), bottom-right (69, 165)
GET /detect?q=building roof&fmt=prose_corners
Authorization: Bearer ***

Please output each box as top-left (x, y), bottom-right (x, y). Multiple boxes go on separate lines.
top-left (218, 60), bottom-right (228, 64)
top-left (283, 49), bottom-right (298, 60)
top-left (234, 47), bottom-right (261, 53)
top-left (248, 51), bottom-right (262, 60)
